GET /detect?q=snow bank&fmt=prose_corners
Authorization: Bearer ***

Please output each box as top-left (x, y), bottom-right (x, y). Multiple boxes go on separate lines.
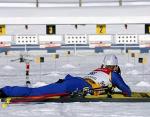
top-left (126, 70), bottom-right (139, 75)
top-left (136, 81), bottom-right (150, 87)
top-left (2, 65), bottom-right (15, 70)
top-left (32, 82), bottom-right (48, 88)
top-left (46, 71), bottom-right (61, 77)
top-left (61, 64), bottom-right (76, 69)
top-left (125, 63), bottom-right (134, 67)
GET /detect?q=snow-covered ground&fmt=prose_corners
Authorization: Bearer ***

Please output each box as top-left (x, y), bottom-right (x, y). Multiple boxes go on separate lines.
top-left (0, 51), bottom-right (150, 117)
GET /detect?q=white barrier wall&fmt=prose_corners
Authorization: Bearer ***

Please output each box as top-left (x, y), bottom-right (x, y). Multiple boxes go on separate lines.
top-left (64, 34), bottom-right (88, 44)
top-left (39, 35), bottom-right (62, 44)
top-left (7, 25), bottom-right (46, 35)
top-left (115, 34), bottom-right (138, 44)
top-left (139, 35), bottom-right (150, 44)
top-left (107, 24), bottom-right (144, 34)
top-left (139, 35), bottom-right (150, 47)
top-left (5, 24), bottom-right (145, 35)
top-left (15, 35), bottom-right (38, 45)
top-left (88, 35), bottom-right (112, 43)
top-left (39, 35), bottom-right (62, 48)
top-left (0, 36), bottom-right (11, 42)
top-left (56, 25), bottom-right (95, 35)
top-left (0, 36), bottom-right (11, 47)
top-left (2, 34), bottom-right (150, 49)
top-left (88, 35), bottom-right (112, 48)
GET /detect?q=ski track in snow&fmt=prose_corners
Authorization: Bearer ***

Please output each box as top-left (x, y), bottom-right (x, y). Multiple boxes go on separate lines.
top-left (0, 53), bottom-right (150, 117)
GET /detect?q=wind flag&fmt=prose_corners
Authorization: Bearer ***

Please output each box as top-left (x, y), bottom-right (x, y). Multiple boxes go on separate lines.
top-left (131, 53), bottom-right (135, 58)
top-left (40, 57), bottom-right (44, 63)
top-left (138, 57), bottom-right (147, 64)
top-left (67, 51), bottom-right (71, 55)
top-left (52, 54), bottom-right (59, 59)
top-left (35, 57), bottom-right (44, 64)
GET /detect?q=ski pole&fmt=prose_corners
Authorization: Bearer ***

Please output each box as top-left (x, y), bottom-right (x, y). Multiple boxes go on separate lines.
top-left (26, 62), bottom-right (31, 87)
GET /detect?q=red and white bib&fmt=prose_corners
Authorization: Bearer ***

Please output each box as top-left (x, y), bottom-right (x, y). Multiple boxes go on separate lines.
top-left (84, 68), bottom-right (112, 86)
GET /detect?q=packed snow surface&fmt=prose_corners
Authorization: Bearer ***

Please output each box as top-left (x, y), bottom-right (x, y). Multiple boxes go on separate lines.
top-left (0, 52), bottom-right (150, 117)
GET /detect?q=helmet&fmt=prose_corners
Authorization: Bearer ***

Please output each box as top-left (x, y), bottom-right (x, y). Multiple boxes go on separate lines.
top-left (103, 54), bottom-right (118, 66)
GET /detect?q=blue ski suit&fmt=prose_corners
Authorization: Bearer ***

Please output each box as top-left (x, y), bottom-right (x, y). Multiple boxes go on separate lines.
top-left (1, 74), bottom-right (91, 97)
top-left (1, 72), bottom-right (131, 97)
